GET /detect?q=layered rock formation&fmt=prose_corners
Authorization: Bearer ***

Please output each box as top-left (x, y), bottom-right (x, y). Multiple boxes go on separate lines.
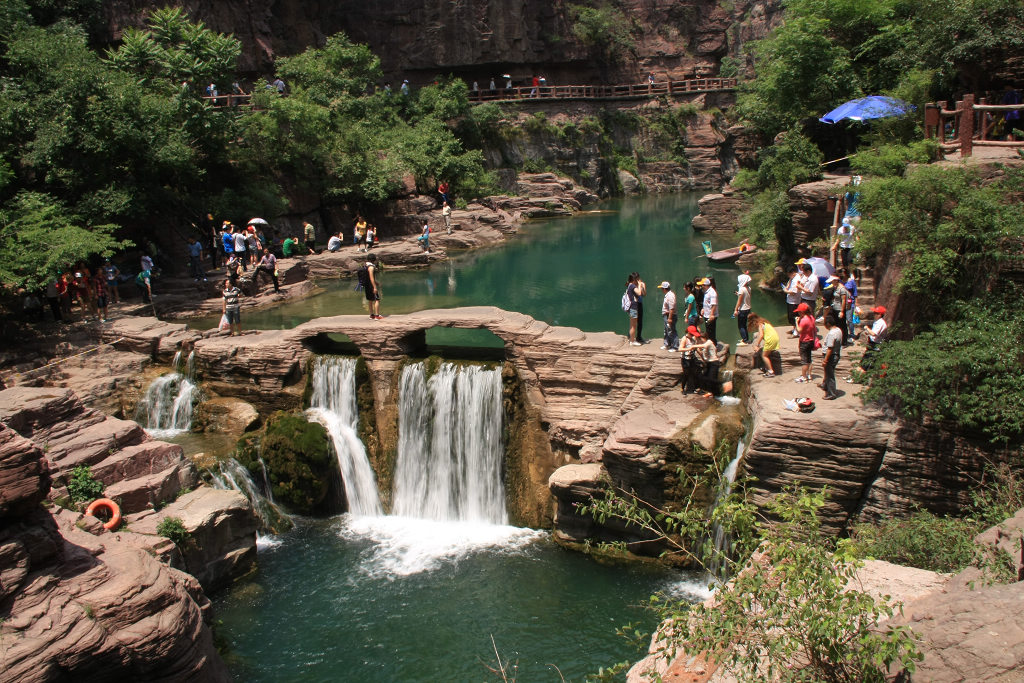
top-left (0, 392), bottom-right (233, 683)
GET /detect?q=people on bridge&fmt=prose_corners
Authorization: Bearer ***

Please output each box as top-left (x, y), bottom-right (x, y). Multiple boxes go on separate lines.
top-left (363, 253), bottom-right (382, 319)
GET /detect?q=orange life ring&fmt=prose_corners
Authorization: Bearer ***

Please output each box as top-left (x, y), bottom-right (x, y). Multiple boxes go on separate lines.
top-left (85, 498), bottom-right (122, 530)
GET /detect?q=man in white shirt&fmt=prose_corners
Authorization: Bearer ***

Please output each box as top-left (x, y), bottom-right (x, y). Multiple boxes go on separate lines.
top-left (659, 282), bottom-right (678, 351)
top-left (701, 277), bottom-right (718, 345)
top-left (233, 227), bottom-right (248, 271)
top-left (797, 261), bottom-right (818, 312)
top-left (833, 217), bottom-right (857, 269)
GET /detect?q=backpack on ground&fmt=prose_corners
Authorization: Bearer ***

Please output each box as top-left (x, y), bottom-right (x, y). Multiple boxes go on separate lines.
top-left (621, 292), bottom-right (630, 312)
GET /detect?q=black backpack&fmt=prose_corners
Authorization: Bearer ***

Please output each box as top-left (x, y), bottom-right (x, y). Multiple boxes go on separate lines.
top-left (355, 264), bottom-right (370, 291)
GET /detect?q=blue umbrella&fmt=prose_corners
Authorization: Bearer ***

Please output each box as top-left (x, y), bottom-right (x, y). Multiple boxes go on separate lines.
top-left (819, 96), bottom-right (916, 124)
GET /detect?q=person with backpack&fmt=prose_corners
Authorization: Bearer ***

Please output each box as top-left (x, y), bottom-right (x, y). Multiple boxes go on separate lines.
top-left (623, 273), bottom-right (641, 346)
top-left (360, 253), bottom-right (382, 319)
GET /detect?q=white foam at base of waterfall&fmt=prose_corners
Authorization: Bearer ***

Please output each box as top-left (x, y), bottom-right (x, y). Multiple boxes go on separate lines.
top-left (338, 514), bottom-right (544, 577)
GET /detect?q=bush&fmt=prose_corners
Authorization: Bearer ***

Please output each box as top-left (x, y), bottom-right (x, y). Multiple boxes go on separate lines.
top-left (156, 516), bottom-right (190, 546)
top-left (850, 510), bottom-right (978, 573)
top-left (67, 465), bottom-right (104, 503)
top-left (850, 139), bottom-right (938, 178)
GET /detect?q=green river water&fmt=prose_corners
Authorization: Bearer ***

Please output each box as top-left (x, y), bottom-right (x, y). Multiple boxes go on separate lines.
top-left (193, 193), bottom-right (787, 345)
top-left (210, 194), bottom-right (775, 681)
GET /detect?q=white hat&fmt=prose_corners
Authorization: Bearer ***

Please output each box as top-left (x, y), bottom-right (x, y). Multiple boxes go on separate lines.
top-left (659, 281), bottom-right (670, 289)
top-left (842, 216), bottom-right (851, 225)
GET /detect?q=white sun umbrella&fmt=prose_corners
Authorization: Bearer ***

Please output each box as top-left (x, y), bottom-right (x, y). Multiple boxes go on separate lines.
top-left (247, 217), bottom-right (269, 226)
top-left (802, 256), bottom-right (836, 279)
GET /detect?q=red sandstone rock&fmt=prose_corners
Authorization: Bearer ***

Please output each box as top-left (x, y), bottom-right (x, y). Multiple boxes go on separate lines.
top-left (0, 424), bottom-right (49, 519)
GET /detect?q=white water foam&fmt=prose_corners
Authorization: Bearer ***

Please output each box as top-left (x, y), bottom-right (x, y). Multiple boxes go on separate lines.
top-left (137, 372), bottom-right (198, 438)
top-left (256, 534), bottom-right (284, 551)
top-left (661, 575), bottom-right (715, 603)
top-left (339, 515), bottom-right (544, 577)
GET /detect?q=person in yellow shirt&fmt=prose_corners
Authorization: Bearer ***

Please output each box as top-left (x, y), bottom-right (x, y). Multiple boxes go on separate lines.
top-left (748, 313), bottom-right (779, 378)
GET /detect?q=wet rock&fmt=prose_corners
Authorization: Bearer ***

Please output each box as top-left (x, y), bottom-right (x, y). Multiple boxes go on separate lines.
top-left (194, 396), bottom-right (261, 437)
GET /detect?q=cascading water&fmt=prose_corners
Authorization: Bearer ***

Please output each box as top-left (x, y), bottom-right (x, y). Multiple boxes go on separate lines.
top-left (136, 351), bottom-right (198, 438)
top-left (392, 362), bottom-right (506, 523)
top-left (707, 438), bottom-right (745, 582)
top-left (306, 356), bottom-right (383, 517)
top-left (211, 458), bottom-right (291, 536)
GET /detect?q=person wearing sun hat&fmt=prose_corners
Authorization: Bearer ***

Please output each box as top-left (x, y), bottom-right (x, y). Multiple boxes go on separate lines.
top-left (679, 325), bottom-right (702, 393)
top-left (659, 281), bottom-right (679, 351)
top-left (733, 273), bottom-right (752, 345)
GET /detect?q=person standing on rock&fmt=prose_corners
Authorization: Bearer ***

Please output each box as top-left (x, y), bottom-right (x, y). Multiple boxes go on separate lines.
top-left (437, 181), bottom-right (450, 206)
top-left (232, 226), bottom-right (248, 271)
top-left (303, 221), bottom-right (317, 254)
top-left (364, 253), bottom-right (382, 320)
top-left (103, 259), bottom-right (121, 304)
top-left (795, 302), bottom-right (816, 383)
top-left (821, 314), bottom-right (842, 399)
top-left (256, 248), bottom-right (280, 293)
top-left (659, 281), bottom-right (678, 351)
top-left (733, 273), bottom-right (752, 345)
top-left (632, 272), bottom-right (648, 343)
top-left (833, 217), bottom-right (857, 269)
top-left (136, 267), bottom-right (153, 304)
top-left (783, 265), bottom-right (801, 337)
top-left (797, 260), bottom-right (818, 316)
top-left (701, 276), bottom-right (718, 346)
top-left (829, 274), bottom-right (850, 346)
top-left (681, 281), bottom-right (697, 328)
top-left (417, 221), bottom-right (431, 252)
top-left (187, 237), bottom-right (206, 282)
top-left (221, 221), bottom-right (234, 261)
top-left (222, 279), bottom-right (242, 336)
top-left (679, 325), bottom-right (701, 393)
top-left (748, 313), bottom-right (779, 377)
top-left (625, 273), bottom-right (641, 346)
top-left (442, 201), bottom-right (453, 234)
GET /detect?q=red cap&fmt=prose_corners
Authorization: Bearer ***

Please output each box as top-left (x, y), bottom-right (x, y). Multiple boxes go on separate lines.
top-left (687, 325), bottom-right (701, 336)
top-left (872, 305), bottom-right (886, 315)
top-left (795, 303), bottom-right (811, 313)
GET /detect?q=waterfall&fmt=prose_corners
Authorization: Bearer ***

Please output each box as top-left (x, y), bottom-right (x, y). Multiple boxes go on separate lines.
top-left (211, 458), bottom-right (291, 534)
top-left (707, 438), bottom-right (745, 582)
top-left (306, 357), bottom-right (383, 517)
top-left (392, 362), bottom-right (506, 523)
top-left (137, 373), bottom-right (198, 438)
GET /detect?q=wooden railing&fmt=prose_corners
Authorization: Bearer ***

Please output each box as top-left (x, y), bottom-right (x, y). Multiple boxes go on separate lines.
top-left (467, 78), bottom-right (737, 103)
top-left (201, 93), bottom-right (254, 108)
top-left (925, 93), bottom-right (1024, 157)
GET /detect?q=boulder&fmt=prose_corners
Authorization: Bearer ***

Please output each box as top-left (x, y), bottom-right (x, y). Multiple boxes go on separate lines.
top-left (691, 193), bottom-right (748, 233)
top-left (0, 424), bottom-right (49, 519)
top-left (128, 487), bottom-right (258, 592)
top-left (194, 396), bottom-right (261, 437)
top-left (786, 175), bottom-right (850, 256)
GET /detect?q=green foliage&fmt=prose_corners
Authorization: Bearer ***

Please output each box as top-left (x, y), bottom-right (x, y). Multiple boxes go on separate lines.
top-left (105, 7), bottom-right (240, 87)
top-left (569, 3), bottom-right (636, 63)
top-left (851, 509), bottom-right (979, 572)
top-left (243, 411), bottom-right (334, 515)
top-left (680, 488), bottom-right (922, 681)
top-left (738, 189), bottom-right (791, 249)
top-left (855, 165), bottom-right (1024, 305)
top-left (849, 139), bottom-right (938, 177)
top-left (0, 192), bottom-right (132, 290)
top-left (860, 302), bottom-right (1024, 444)
top-left (156, 516), bottom-right (190, 546)
top-left (66, 465), bottom-right (104, 503)
top-left (275, 33), bottom-right (380, 106)
top-left (718, 55), bottom-right (741, 79)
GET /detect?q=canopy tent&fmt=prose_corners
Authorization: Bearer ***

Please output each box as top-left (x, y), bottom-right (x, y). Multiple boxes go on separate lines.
top-left (819, 96), bottom-right (915, 124)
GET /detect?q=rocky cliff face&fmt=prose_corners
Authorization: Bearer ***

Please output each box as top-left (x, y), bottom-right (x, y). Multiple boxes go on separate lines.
top-left (102, 0), bottom-right (783, 84)
top-left (0, 391), bottom-right (233, 683)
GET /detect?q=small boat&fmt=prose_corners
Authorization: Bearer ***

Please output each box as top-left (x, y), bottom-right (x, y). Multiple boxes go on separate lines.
top-left (702, 240), bottom-right (758, 263)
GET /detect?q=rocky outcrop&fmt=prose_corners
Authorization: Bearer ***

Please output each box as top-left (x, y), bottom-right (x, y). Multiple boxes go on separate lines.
top-left (0, 395), bottom-right (231, 682)
top-left (784, 175), bottom-right (850, 258)
top-left (127, 487), bottom-right (258, 592)
top-left (691, 192), bottom-right (749, 233)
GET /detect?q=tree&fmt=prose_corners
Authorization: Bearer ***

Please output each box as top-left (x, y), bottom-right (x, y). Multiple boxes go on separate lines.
top-left (0, 192), bottom-right (131, 290)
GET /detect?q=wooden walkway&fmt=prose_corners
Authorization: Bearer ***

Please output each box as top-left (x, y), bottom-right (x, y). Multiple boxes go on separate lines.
top-left (467, 78), bottom-right (737, 103)
top-left (199, 77), bottom-right (737, 109)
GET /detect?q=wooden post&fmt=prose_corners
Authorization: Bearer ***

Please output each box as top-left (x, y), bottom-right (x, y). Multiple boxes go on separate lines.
top-left (959, 94), bottom-right (974, 158)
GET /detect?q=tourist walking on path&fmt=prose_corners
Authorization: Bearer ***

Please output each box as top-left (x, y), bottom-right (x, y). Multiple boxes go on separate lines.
top-left (256, 248), bottom-right (280, 293)
top-left (682, 281), bottom-right (697, 327)
top-left (625, 274), bottom-right (641, 346)
top-left (659, 281), bottom-right (678, 351)
top-left (733, 273), bottom-right (752, 345)
top-left (795, 302), bottom-right (816, 383)
top-left (442, 202), bottom-right (453, 234)
top-left (841, 268), bottom-right (858, 342)
top-left (701, 276), bottom-right (718, 345)
top-left (188, 237), bottom-right (207, 281)
top-left (833, 217), bottom-right (857, 269)
top-left (103, 259), bottom-right (120, 303)
top-left (363, 253), bottom-right (382, 319)
top-left (748, 313), bottom-right (779, 377)
top-left (821, 314), bottom-right (842, 399)
top-left (632, 272), bottom-right (648, 343)
top-left (303, 221), bottom-right (317, 254)
top-left (222, 280), bottom-right (242, 336)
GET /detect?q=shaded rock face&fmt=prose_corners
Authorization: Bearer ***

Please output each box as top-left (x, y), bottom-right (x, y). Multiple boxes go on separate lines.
top-left (0, 391), bottom-right (231, 682)
top-left (102, 0), bottom-right (782, 84)
top-left (784, 175), bottom-right (849, 258)
top-left (691, 192), bottom-right (749, 233)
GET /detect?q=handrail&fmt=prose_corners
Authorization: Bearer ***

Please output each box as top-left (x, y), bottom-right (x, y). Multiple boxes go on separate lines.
top-left (467, 77), bottom-right (737, 103)
top-left (925, 93), bottom-right (1023, 157)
